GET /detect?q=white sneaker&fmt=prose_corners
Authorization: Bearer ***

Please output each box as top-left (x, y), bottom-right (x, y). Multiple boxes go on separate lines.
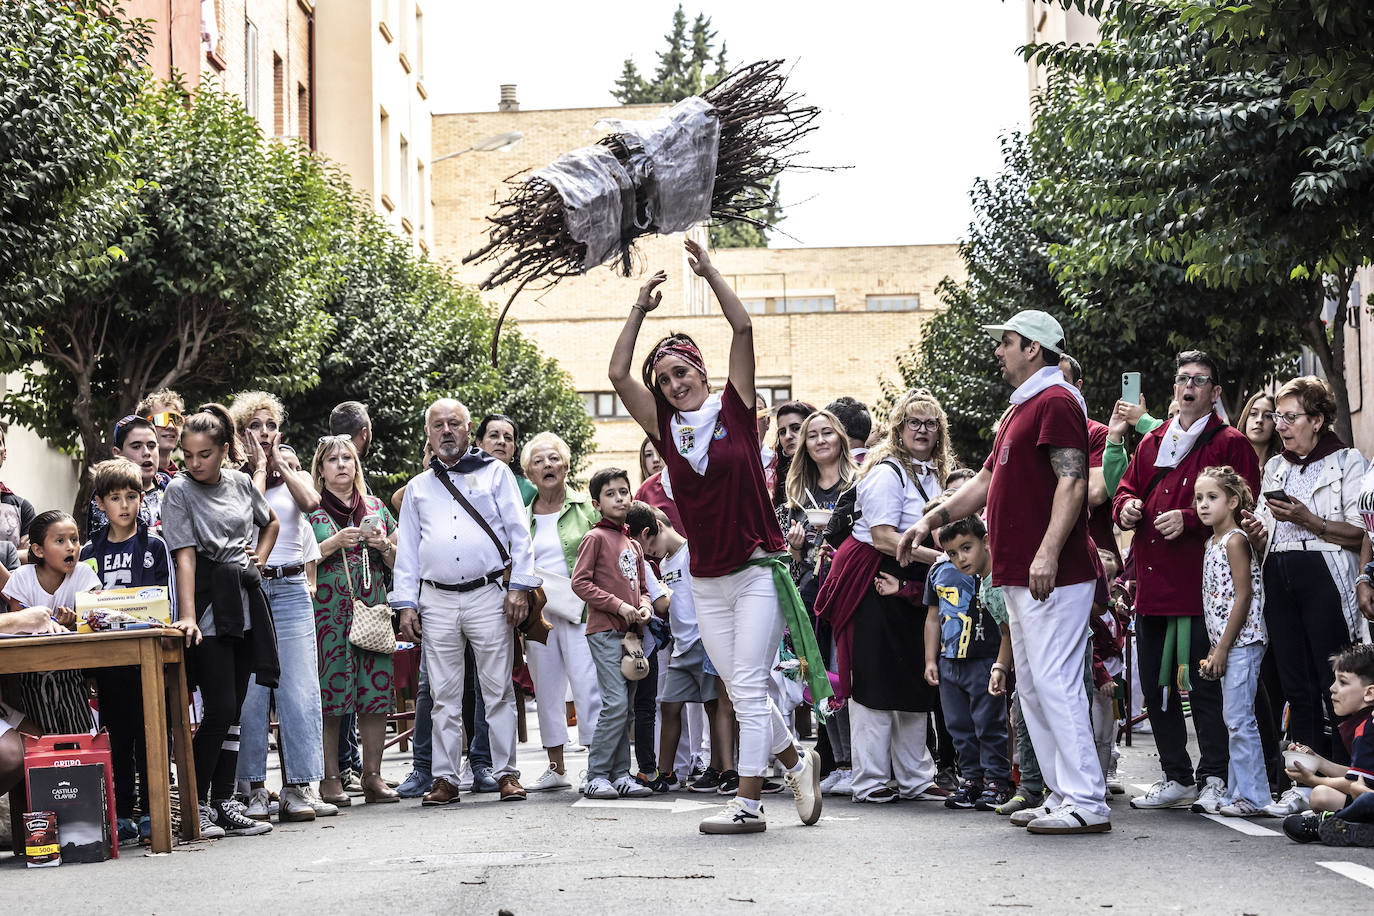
top-left (302, 784), bottom-right (339, 817)
top-left (819, 769), bottom-right (842, 795)
top-left (1106, 754), bottom-right (1124, 795)
top-left (1130, 778), bottom-right (1197, 810)
top-left (458, 757), bottom-right (475, 792)
top-left (583, 777), bottom-right (618, 799)
top-left (1026, 803), bottom-right (1111, 834)
top-left (244, 787), bottom-right (271, 821)
top-left (198, 803), bottom-right (226, 839)
top-left (279, 785), bottom-right (318, 822)
top-left (1010, 804), bottom-right (1050, 827)
top-left (699, 797), bottom-right (766, 835)
top-left (1263, 786), bottom-right (1310, 818)
top-left (833, 769), bottom-right (855, 796)
top-left (528, 763), bottom-right (572, 792)
top-left (783, 748), bottom-right (822, 825)
top-left (613, 775), bottom-right (653, 797)
top-left (1190, 776), bottom-right (1227, 814)
top-left (1219, 798), bottom-right (1264, 817)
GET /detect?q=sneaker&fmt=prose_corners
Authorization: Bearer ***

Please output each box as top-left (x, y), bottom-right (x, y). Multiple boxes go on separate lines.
top-left (613, 775), bottom-right (653, 797)
top-left (689, 767), bottom-right (723, 793)
top-left (302, 785), bottom-right (339, 817)
top-left (819, 769), bottom-right (844, 795)
top-left (934, 767), bottom-right (959, 792)
top-left (397, 768), bottom-right (434, 798)
top-left (1283, 811), bottom-right (1328, 844)
top-left (830, 769), bottom-right (855, 796)
top-left (198, 803), bottom-right (226, 840)
top-left (1130, 778), bottom-right (1197, 810)
top-left (699, 797), bottom-right (766, 835)
top-left (244, 786), bottom-right (271, 821)
top-left (278, 785), bottom-right (318, 822)
top-left (634, 770), bottom-right (661, 791)
top-left (1190, 776), bottom-right (1227, 814)
top-left (1264, 787), bottom-right (1310, 818)
top-left (975, 782), bottom-right (1014, 812)
top-left (716, 770), bottom-right (740, 795)
top-left (117, 817), bottom-right (139, 845)
top-left (783, 748), bottom-right (822, 825)
top-left (528, 763), bottom-right (572, 792)
top-left (1106, 754), bottom-right (1124, 795)
top-left (662, 772), bottom-right (681, 791)
top-left (1026, 803), bottom-right (1112, 834)
top-left (212, 798), bottom-right (273, 836)
top-left (341, 769), bottom-right (365, 797)
top-left (1219, 798), bottom-right (1265, 818)
top-left (855, 785), bottom-right (898, 803)
top-left (1317, 813), bottom-right (1374, 847)
top-left (458, 758), bottom-right (476, 792)
top-left (471, 764), bottom-right (500, 793)
top-left (996, 790), bottom-right (1039, 816)
top-left (584, 777), bottom-right (618, 799)
top-left (945, 779), bottom-right (985, 810)
top-left (1010, 804), bottom-right (1050, 827)
top-left (761, 779), bottom-right (785, 794)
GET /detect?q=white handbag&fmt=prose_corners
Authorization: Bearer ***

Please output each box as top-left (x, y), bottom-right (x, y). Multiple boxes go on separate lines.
top-left (535, 566), bottom-right (585, 625)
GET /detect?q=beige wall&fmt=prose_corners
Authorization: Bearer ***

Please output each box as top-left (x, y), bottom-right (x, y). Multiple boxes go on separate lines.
top-left (1, 374), bottom-right (81, 516)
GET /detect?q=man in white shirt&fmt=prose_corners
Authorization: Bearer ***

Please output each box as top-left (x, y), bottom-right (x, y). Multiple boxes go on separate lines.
top-left (394, 399), bottom-right (540, 804)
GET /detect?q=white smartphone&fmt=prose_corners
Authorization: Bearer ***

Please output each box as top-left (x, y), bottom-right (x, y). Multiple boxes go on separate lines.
top-left (359, 514), bottom-right (381, 537)
top-left (1121, 371), bottom-right (1142, 406)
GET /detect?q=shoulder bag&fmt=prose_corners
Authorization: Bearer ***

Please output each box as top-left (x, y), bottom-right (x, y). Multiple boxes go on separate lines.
top-left (334, 527), bottom-right (397, 656)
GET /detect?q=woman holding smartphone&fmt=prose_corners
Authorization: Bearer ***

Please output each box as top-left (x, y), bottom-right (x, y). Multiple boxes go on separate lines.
top-left (309, 435), bottom-right (399, 805)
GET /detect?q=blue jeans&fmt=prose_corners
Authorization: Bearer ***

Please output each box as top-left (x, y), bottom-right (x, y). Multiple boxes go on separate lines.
top-left (587, 630), bottom-right (637, 781)
top-left (237, 576), bottom-right (324, 784)
top-left (938, 656), bottom-right (1011, 784)
top-left (1221, 641), bottom-right (1268, 807)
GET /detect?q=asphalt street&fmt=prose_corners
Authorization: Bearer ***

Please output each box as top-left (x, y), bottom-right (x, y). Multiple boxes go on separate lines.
top-left (6, 714), bottom-right (1374, 915)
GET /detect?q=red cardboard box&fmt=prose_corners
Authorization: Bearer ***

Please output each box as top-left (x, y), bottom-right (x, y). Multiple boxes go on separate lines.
top-left (23, 732), bottom-right (119, 861)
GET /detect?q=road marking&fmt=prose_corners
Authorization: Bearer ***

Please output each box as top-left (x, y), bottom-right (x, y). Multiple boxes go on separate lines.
top-left (1318, 861), bottom-right (1374, 890)
top-left (573, 797), bottom-right (721, 814)
top-left (1200, 813), bottom-right (1281, 837)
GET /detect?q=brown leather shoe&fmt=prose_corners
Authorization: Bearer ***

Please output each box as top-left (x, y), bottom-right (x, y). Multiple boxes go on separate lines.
top-left (498, 774), bottom-right (526, 801)
top-left (422, 776), bottom-right (462, 806)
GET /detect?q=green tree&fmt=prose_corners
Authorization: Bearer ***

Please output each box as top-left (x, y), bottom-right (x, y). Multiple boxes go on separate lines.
top-left (0, 1), bottom-right (149, 335)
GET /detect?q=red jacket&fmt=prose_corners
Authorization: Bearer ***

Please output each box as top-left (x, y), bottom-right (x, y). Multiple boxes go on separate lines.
top-left (1112, 414), bottom-right (1260, 616)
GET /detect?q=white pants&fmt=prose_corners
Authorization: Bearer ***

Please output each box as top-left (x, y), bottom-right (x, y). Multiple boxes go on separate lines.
top-left (420, 583), bottom-right (518, 781)
top-left (693, 561), bottom-right (794, 778)
top-left (524, 615), bottom-right (601, 749)
top-left (849, 700), bottom-right (936, 799)
top-left (1003, 582), bottom-right (1108, 816)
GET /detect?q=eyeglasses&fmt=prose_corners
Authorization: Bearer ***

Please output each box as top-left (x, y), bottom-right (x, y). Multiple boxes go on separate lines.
top-left (903, 418), bottom-right (940, 432)
top-left (1174, 374), bottom-right (1214, 388)
top-left (146, 411), bottom-right (184, 428)
top-left (1264, 411), bottom-right (1313, 426)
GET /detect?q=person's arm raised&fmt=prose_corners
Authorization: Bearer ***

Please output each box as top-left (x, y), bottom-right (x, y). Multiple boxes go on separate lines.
top-left (686, 238), bottom-right (755, 407)
top-left (898, 468), bottom-right (991, 565)
top-left (610, 270), bottom-right (667, 440)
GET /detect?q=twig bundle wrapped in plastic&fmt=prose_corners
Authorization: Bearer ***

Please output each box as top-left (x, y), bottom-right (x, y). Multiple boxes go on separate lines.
top-left (463, 60), bottom-right (822, 363)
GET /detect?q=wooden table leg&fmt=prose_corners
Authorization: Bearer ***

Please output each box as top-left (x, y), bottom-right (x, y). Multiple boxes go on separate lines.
top-left (164, 643), bottom-right (199, 842)
top-left (140, 639), bottom-right (172, 854)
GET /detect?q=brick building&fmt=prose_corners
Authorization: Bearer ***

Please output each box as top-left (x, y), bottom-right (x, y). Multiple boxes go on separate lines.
top-left (200, 0), bottom-right (314, 144)
top-left (432, 94), bottom-right (963, 475)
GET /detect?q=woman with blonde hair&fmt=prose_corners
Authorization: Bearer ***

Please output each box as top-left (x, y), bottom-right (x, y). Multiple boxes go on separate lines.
top-left (815, 389), bottom-right (954, 802)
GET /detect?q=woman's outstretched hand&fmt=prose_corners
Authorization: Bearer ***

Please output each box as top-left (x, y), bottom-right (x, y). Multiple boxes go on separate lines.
top-left (637, 270), bottom-right (667, 312)
top-left (684, 238), bottom-right (715, 277)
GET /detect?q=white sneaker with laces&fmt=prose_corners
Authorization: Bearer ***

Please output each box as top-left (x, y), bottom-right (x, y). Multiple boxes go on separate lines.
top-left (1219, 798), bottom-right (1264, 817)
top-left (1010, 804), bottom-right (1050, 827)
top-left (458, 757), bottom-right (475, 792)
top-left (783, 748), bottom-right (822, 825)
top-left (302, 785), bottom-right (339, 817)
top-left (584, 777), bottom-right (618, 799)
top-left (1106, 753), bottom-right (1124, 795)
top-left (833, 768), bottom-right (855, 796)
top-left (279, 785), bottom-right (318, 822)
top-left (1263, 786), bottom-right (1310, 818)
top-left (699, 797), bottom-right (766, 835)
top-left (819, 769), bottom-right (842, 795)
top-left (1026, 803), bottom-right (1111, 834)
top-left (198, 803), bottom-right (226, 839)
top-left (1130, 778), bottom-right (1197, 810)
top-left (528, 763), bottom-right (572, 792)
top-left (613, 775), bottom-right (653, 797)
top-left (1190, 776), bottom-right (1227, 814)
top-left (244, 787), bottom-right (271, 821)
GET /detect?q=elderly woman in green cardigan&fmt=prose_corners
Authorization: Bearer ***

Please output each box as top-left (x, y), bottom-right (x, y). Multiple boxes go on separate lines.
top-left (521, 431), bottom-right (602, 792)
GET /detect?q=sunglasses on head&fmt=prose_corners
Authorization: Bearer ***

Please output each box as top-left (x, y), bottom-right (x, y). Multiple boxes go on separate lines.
top-left (146, 411), bottom-right (184, 428)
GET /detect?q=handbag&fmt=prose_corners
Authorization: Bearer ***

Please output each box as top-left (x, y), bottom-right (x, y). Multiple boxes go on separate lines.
top-left (331, 513), bottom-right (397, 656)
top-left (432, 468), bottom-right (551, 643)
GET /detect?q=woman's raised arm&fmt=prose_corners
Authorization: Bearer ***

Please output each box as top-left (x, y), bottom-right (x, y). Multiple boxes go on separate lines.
top-left (610, 270), bottom-right (667, 440)
top-left (685, 238), bottom-right (754, 407)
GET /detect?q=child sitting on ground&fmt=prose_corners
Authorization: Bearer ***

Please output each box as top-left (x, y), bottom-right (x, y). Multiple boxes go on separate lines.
top-left (921, 514), bottom-right (1011, 811)
top-left (1281, 643), bottom-right (1374, 846)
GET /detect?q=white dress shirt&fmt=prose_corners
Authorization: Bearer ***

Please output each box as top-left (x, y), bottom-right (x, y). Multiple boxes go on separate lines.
top-left (391, 455), bottom-right (541, 611)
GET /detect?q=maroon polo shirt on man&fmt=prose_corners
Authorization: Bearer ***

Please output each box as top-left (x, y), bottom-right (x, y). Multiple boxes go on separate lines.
top-left (982, 386), bottom-right (1097, 589)
top-left (655, 382), bottom-right (786, 579)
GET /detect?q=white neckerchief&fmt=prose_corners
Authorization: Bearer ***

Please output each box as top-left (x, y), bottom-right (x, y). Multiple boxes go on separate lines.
top-left (1155, 412), bottom-right (1213, 468)
top-left (1008, 365), bottom-right (1088, 417)
top-left (668, 393), bottom-right (724, 476)
top-left (913, 459), bottom-right (938, 478)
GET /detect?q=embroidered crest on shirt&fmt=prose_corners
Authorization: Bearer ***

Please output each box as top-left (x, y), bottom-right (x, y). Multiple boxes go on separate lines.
top-left (678, 427), bottom-right (695, 455)
top-left (711, 420), bottom-right (727, 441)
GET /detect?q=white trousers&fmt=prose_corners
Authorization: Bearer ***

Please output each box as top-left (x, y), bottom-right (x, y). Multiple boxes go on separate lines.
top-left (849, 700), bottom-right (936, 800)
top-left (420, 583), bottom-right (518, 781)
top-left (524, 615), bottom-right (602, 749)
top-left (693, 561), bottom-right (794, 778)
top-left (1003, 582), bottom-right (1108, 815)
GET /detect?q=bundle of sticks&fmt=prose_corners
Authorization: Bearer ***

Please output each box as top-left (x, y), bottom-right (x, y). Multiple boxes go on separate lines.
top-left (464, 60), bottom-right (822, 362)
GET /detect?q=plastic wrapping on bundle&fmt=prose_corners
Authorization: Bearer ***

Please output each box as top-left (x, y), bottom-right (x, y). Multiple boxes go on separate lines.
top-left (532, 145), bottom-right (634, 271)
top-left (597, 96), bottom-right (721, 236)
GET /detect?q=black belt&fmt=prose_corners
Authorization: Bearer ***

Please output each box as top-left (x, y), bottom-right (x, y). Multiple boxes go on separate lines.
top-left (422, 571), bottom-right (504, 593)
top-left (262, 564), bottom-right (306, 579)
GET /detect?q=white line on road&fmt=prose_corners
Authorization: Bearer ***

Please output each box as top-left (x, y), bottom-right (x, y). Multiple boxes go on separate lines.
top-left (1318, 861), bottom-right (1374, 890)
top-left (1200, 813), bottom-right (1281, 837)
top-left (573, 797), bottom-right (721, 814)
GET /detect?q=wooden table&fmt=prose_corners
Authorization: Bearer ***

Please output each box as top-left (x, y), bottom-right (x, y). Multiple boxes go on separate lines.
top-left (0, 628), bottom-right (200, 854)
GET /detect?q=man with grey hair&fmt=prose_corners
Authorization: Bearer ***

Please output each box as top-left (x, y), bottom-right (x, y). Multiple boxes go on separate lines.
top-left (329, 401), bottom-right (371, 458)
top-left (393, 399), bottom-right (539, 804)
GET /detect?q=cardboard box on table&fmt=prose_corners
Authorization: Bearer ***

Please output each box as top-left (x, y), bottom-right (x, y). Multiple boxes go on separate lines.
top-left (23, 732), bottom-right (118, 862)
top-left (75, 586), bottom-right (171, 633)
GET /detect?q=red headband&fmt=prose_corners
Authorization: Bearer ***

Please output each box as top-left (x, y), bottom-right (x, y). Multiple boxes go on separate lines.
top-left (651, 341), bottom-right (707, 381)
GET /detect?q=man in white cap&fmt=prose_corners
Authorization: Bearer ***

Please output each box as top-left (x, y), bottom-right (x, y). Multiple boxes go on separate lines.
top-left (898, 309), bottom-right (1109, 834)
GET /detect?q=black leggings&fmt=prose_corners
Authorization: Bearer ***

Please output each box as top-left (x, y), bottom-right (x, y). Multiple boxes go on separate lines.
top-left (191, 634), bottom-right (254, 803)
top-left (634, 648), bottom-right (661, 774)
top-left (1263, 552), bottom-right (1354, 761)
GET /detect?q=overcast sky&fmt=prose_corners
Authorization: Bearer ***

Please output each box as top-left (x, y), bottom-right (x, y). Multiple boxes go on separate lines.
top-left (422, 1), bottom-right (1031, 248)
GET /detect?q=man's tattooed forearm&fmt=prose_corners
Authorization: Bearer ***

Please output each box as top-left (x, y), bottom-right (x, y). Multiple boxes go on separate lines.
top-left (934, 507), bottom-right (951, 526)
top-left (1048, 447), bottom-right (1087, 480)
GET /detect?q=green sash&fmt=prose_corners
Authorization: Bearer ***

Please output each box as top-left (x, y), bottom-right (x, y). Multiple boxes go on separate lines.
top-left (741, 555), bottom-right (834, 715)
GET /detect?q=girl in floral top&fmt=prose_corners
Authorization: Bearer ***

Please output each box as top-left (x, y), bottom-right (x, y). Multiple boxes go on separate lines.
top-left (1195, 465), bottom-right (1269, 816)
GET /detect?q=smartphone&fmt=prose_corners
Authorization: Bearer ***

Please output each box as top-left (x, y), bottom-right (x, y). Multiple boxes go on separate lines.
top-left (1262, 489), bottom-right (1292, 505)
top-left (359, 514), bottom-right (381, 537)
top-left (1121, 371), bottom-right (1142, 406)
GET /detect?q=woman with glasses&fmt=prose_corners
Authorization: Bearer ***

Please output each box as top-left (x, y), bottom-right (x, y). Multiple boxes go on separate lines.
top-left (136, 388), bottom-right (186, 477)
top-left (817, 390), bottom-right (956, 803)
top-left (1241, 377), bottom-right (1368, 806)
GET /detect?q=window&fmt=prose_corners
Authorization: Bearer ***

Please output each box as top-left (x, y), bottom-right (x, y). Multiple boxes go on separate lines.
top-left (416, 161), bottom-right (426, 231)
top-left (741, 298), bottom-right (766, 314)
top-left (297, 83), bottom-right (311, 148)
top-left (272, 53), bottom-right (284, 136)
top-left (399, 135), bottom-right (410, 218)
top-left (777, 296), bottom-right (835, 313)
top-left (758, 384), bottom-right (792, 407)
top-left (866, 295), bottom-right (922, 312)
top-left (244, 19), bottom-right (259, 119)
top-left (379, 108), bottom-right (391, 198)
top-left (581, 392), bottom-right (633, 419)
top-left (414, 5), bottom-right (425, 78)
